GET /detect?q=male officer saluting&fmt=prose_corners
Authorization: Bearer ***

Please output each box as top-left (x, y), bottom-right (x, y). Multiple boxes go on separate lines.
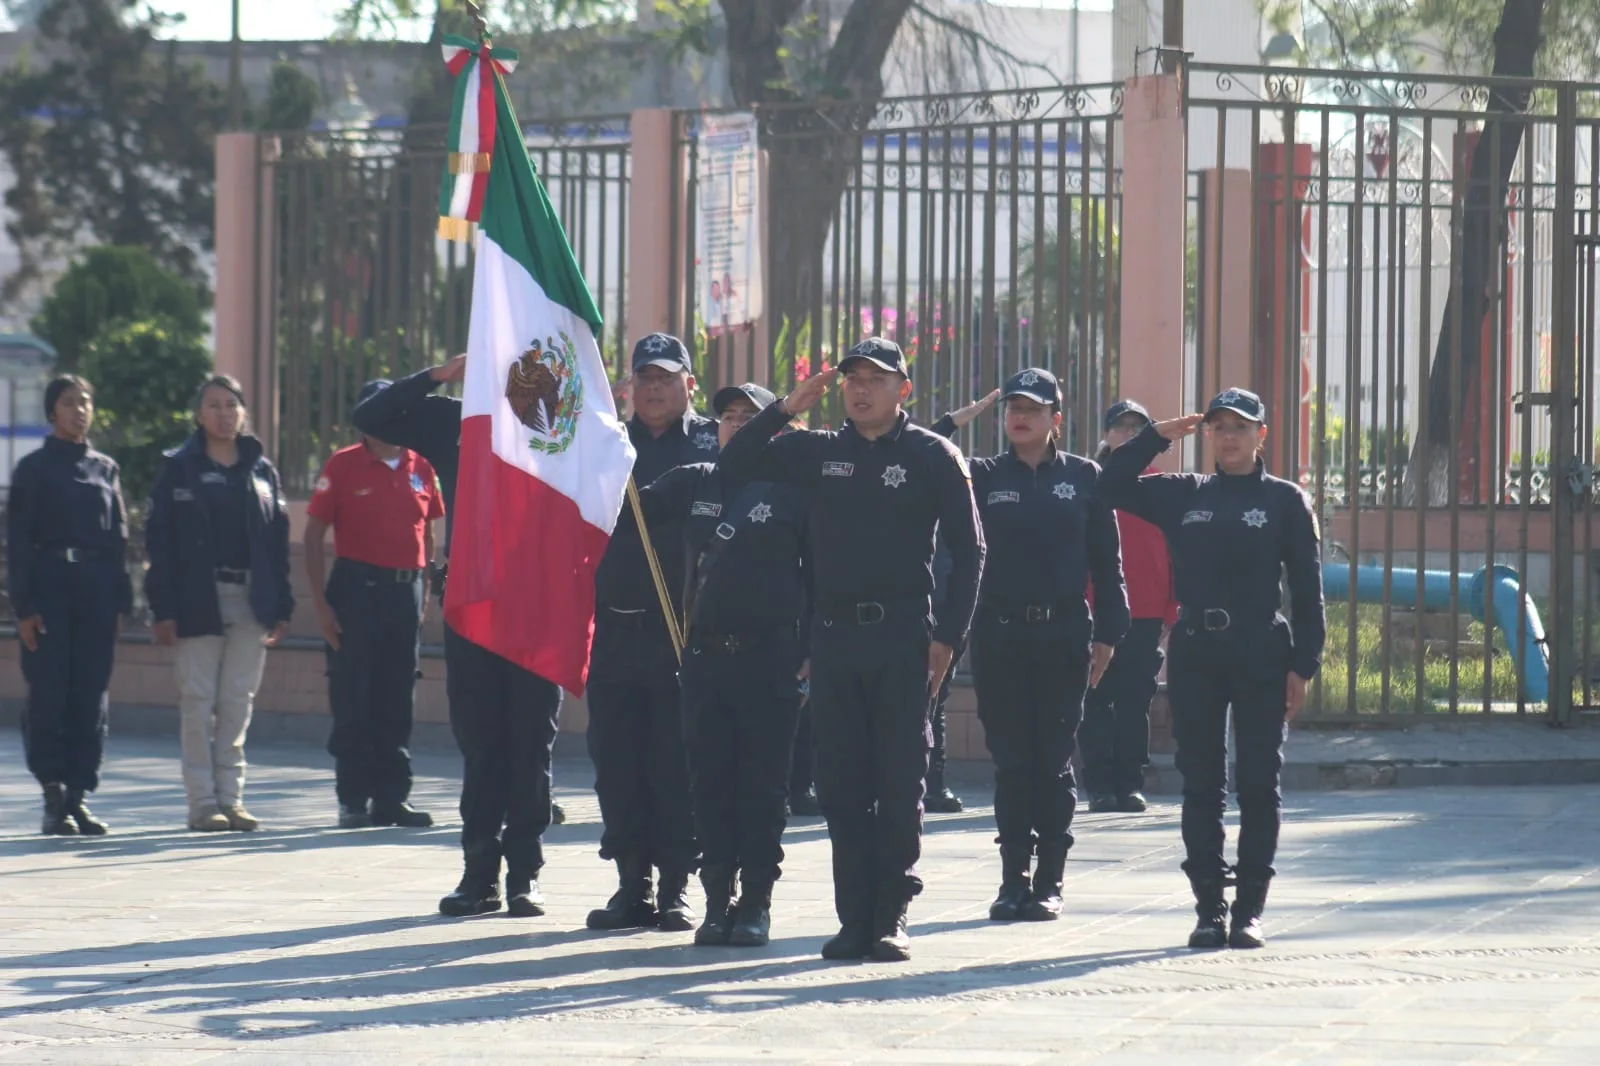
top-left (305, 380), bottom-right (444, 829)
top-left (718, 338), bottom-right (984, 962)
top-left (585, 333), bottom-right (719, 933)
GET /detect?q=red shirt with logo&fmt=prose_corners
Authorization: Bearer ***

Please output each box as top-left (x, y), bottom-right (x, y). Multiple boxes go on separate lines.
top-left (307, 443), bottom-right (445, 570)
top-left (1089, 464), bottom-right (1179, 625)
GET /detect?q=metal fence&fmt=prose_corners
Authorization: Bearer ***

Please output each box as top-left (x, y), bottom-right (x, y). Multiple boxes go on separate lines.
top-left (1185, 61), bottom-right (1600, 722)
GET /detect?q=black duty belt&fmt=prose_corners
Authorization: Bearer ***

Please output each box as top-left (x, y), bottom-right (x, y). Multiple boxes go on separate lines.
top-left (985, 603), bottom-right (1064, 624)
top-left (816, 597), bottom-right (923, 627)
top-left (692, 632), bottom-right (762, 655)
top-left (338, 560), bottom-right (425, 583)
top-left (1178, 606), bottom-right (1277, 632)
top-left (215, 567), bottom-right (249, 585)
top-left (47, 547), bottom-right (109, 563)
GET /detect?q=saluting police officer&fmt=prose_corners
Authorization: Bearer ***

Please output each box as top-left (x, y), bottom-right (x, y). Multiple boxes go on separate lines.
top-left (1097, 388), bottom-right (1325, 950)
top-left (633, 382), bottom-right (809, 948)
top-left (353, 356), bottom-right (563, 919)
top-left (933, 368), bottom-right (1128, 922)
top-left (306, 380), bottom-right (445, 829)
top-left (585, 333), bottom-right (720, 933)
top-left (719, 338), bottom-right (983, 963)
top-left (8, 375), bottom-right (132, 836)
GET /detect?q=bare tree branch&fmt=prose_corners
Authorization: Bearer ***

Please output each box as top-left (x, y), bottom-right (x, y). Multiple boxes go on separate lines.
top-left (905, 1), bottom-right (1063, 86)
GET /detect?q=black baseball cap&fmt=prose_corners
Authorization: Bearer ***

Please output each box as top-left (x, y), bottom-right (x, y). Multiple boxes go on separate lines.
top-left (1001, 367), bottom-right (1062, 408)
top-left (356, 378), bottom-right (391, 410)
top-left (1206, 387), bottom-right (1267, 423)
top-left (711, 382), bottom-right (777, 416)
top-left (839, 337), bottom-right (910, 378)
top-left (1104, 398), bottom-right (1152, 430)
top-left (631, 333), bottom-right (692, 374)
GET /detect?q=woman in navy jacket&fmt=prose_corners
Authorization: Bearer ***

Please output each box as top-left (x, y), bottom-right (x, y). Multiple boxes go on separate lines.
top-left (145, 375), bottom-right (293, 832)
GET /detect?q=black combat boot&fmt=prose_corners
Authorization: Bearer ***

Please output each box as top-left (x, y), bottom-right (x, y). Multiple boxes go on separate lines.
top-left (440, 844), bottom-right (503, 916)
top-left (656, 868), bottom-right (696, 931)
top-left (728, 878), bottom-right (773, 947)
top-left (1229, 878), bottom-right (1270, 949)
top-left (693, 865), bottom-right (737, 946)
top-left (988, 844), bottom-right (1033, 922)
top-left (870, 896), bottom-right (912, 962)
top-left (1021, 840), bottom-right (1068, 921)
top-left (788, 786), bottom-right (821, 817)
top-left (65, 788), bottom-right (108, 836)
top-left (1187, 878), bottom-right (1229, 949)
top-left (586, 857), bottom-right (658, 930)
top-left (505, 863), bottom-right (546, 918)
top-left (924, 765), bottom-right (965, 813)
top-left (40, 783), bottom-right (77, 836)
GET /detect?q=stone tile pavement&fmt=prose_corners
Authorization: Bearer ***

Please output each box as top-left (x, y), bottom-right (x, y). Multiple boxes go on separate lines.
top-left (1, 730), bottom-right (1599, 1063)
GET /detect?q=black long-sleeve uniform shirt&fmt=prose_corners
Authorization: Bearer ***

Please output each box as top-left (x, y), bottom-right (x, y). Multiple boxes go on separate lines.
top-left (637, 463), bottom-right (811, 638)
top-left (930, 415), bottom-right (1129, 646)
top-left (6, 436), bottom-right (133, 618)
top-left (718, 403), bottom-right (984, 648)
top-left (597, 411), bottom-right (719, 612)
top-left (1097, 425), bottom-right (1326, 678)
top-left (351, 368), bottom-right (462, 550)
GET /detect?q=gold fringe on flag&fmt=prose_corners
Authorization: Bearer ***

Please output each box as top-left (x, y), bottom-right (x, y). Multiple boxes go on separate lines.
top-left (437, 216), bottom-right (476, 243)
top-left (448, 151), bottom-right (493, 175)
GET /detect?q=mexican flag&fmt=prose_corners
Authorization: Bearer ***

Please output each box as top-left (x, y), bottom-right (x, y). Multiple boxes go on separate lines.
top-left (438, 34), bottom-right (636, 696)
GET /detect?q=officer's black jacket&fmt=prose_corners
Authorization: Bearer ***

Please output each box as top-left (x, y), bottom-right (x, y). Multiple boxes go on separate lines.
top-left (351, 368), bottom-right (462, 550)
top-left (718, 403), bottom-right (984, 648)
top-left (145, 431), bottom-right (294, 637)
top-left (635, 463), bottom-right (811, 639)
top-left (6, 436), bottom-right (134, 618)
top-left (598, 411), bottom-right (719, 613)
top-left (930, 416), bottom-right (1129, 646)
top-left (1097, 425), bottom-right (1326, 678)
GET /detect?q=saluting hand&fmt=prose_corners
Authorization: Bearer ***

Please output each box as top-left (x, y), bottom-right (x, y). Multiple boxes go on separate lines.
top-left (17, 615), bottom-right (43, 653)
top-left (430, 353), bottom-right (468, 385)
top-left (1088, 642), bottom-right (1115, 688)
top-left (949, 389), bottom-right (1001, 429)
top-left (1286, 672), bottom-right (1309, 721)
top-left (1153, 413), bottom-right (1206, 440)
top-left (778, 366), bottom-right (839, 417)
top-left (316, 602), bottom-right (342, 652)
top-left (927, 641), bottom-right (955, 697)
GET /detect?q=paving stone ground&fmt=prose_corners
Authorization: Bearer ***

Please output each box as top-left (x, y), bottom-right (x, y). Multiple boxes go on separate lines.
top-left (2, 730), bottom-right (1599, 1064)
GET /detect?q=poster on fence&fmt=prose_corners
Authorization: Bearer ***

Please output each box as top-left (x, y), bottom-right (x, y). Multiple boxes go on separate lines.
top-left (696, 113), bottom-right (763, 336)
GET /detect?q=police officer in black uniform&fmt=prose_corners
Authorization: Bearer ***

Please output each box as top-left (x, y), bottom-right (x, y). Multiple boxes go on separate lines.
top-left (933, 368), bottom-right (1128, 922)
top-left (353, 354), bottom-right (564, 919)
top-left (719, 338), bottom-right (983, 963)
top-left (8, 375), bottom-right (131, 836)
top-left (1097, 388), bottom-right (1324, 950)
top-left (633, 382), bottom-right (809, 947)
top-left (585, 333), bottom-right (719, 933)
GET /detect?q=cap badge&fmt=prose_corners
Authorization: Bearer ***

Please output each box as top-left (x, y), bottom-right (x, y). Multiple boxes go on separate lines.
top-left (644, 334), bottom-right (670, 354)
top-left (1019, 370), bottom-right (1040, 387)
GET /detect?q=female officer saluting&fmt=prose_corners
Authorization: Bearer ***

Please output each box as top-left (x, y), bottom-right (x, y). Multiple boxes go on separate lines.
top-left (1097, 388), bottom-right (1324, 949)
top-left (8, 375), bottom-right (132, 835)
top-left (933, 368), bottom-right (1128, 923)
top-left (146, 374), bottom-right (293, 833)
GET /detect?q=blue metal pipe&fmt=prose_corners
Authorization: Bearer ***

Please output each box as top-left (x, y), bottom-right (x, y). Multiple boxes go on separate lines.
top-left (1320, 562), bottom-right (1550, 703)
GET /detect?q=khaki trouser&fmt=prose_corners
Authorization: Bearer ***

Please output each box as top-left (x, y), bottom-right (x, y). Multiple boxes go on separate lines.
top-left (176, 582), bottom-right (268, 813)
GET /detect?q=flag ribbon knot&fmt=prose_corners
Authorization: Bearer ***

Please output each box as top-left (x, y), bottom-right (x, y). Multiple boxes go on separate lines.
top-left (438, 34), bottom-right (521, 242)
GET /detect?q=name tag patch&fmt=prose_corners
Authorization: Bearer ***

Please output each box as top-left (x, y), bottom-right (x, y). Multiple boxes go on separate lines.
top-left (691, 501), bottom-right (723, 517)
top-left (987, 490), bottom-right (1020, 505)
top-left (822, 461), bottom-right (855, 478)
top-left (1183, 510), bottom-right (1213, 525)
top-left (173, 487), bottom-right (194, 502)
top-left (199, 471), bottom-right (226, 485)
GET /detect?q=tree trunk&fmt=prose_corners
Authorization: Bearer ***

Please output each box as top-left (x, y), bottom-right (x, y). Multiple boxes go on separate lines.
top-left (1404, 0), bottom-right (1546, 505)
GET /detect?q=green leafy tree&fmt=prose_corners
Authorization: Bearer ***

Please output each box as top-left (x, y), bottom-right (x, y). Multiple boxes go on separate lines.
top-left (32, 246), bottom-right (205, 372)
top-left (0, 0), bottom-right (228, 302)
top-left (80, 317), bottom-right (213, 504)
top-left (257, 61), bottom-right (320, 132)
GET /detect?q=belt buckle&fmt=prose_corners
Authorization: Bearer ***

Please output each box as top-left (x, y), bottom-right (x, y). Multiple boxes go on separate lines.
top-left (1025, 605), bottom-right (1051, 623)
top-left (1203, 608), bottom-right (1231, 631)
top-left (855, 601), bottom-right (885, 625)
top-left (62, 548), bottom-right (81, 563)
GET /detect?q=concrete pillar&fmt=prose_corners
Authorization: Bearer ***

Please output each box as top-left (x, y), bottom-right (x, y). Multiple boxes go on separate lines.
top-left (1117, 74), bottom-right (1186, 469)
top-left (1253, 142), bottom-right (1312, 479)
top-left (627, 109), bottom-right (686, 346)
top-left (1196, 168), bottom-right (1253, 470)
top-left (213, 132), bottom-right (279, 460)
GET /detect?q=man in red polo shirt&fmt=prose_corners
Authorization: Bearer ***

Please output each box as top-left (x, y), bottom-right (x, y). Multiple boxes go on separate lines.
top-left (306, 379), bottom-right (446, 829)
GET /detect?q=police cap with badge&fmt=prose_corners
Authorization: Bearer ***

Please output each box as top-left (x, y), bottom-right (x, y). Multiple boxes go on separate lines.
top-left (1205, 387), bottom-right (1266, 423)
top-left (632, 333), bottom-right (693, 374)
top-left (711, 382), bottom-right (778, 416)
top-left (1001, 367), bottom-right (1062, 409)
top-left (1103, 398), bottom-right (1152, 430)
top-left (839, 337), bottom-right (910, 377)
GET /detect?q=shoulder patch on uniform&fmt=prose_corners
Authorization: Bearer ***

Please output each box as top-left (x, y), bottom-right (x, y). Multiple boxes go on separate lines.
top-left (314, 476), bottom-right (332, 493)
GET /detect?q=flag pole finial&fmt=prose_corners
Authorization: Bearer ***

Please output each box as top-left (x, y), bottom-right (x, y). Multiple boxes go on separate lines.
top-left (465, 0), bottom-right (490, 43)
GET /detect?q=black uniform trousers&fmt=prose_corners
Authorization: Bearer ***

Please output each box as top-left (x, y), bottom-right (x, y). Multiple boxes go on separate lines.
top-left (927, 641), bottom-right (965, 785)
top-left (1166, 617), bottom-right (1291, 883)
top-left (810, 603), bottom-right (932, 931)
top-left (586, 612), bottom-right (697, 872)
top-left (444, 623), bottom-right (563, 883)
top-left (971, 610), bottom-right (1090, 853)
top-left (324, 561), bottom-right (424, 810)
top-left (680, 627), bottom-right (804, 886)
top-left (789, 705), bottom-right (814, 797)
top-left (1080, 617), bottom-right (1164, 797)
top-left (20, 557), bottom-right (120, 792)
